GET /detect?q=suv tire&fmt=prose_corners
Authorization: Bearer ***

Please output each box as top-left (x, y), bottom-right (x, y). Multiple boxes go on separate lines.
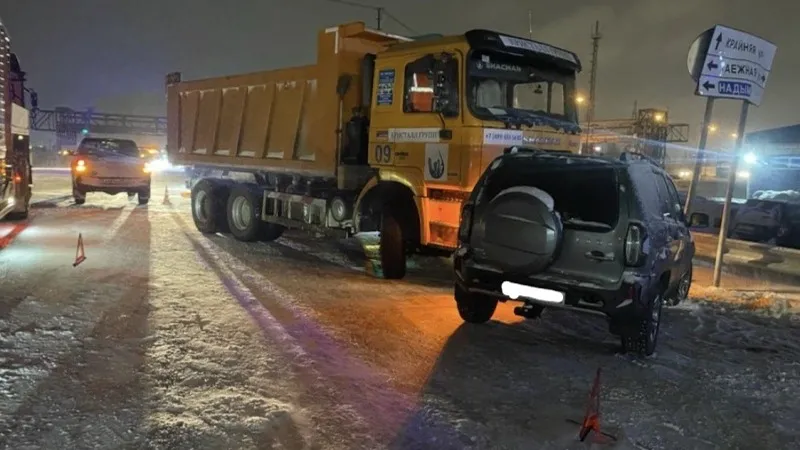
top-left (621, 289), bottom-right (664, 357)
top-left (666, 266), bottom-right (692, 307)
top-left (455, 284), bottom-right (498, 324)
top-left (380, 210), bottom-right (406, 279)
top-left (73, 184), bottom-right (86, 205)
top-left (138, 186), bottom-right (151, 206)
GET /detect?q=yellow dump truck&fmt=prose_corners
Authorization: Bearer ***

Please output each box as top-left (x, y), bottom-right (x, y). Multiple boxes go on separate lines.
top-left (166, 22), bottom-right (583, 279)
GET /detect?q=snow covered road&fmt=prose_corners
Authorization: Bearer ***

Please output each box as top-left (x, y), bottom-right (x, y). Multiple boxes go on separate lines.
top-left (0, 172), bottom-right (798, 449)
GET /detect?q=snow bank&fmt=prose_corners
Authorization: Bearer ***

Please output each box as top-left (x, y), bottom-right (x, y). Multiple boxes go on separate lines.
top-left (751, 190), bottom-right (800, 204)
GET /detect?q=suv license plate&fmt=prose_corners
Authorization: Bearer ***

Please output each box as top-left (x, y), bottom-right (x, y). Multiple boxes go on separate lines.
top-left (501, 281), bottom-right (565, 304)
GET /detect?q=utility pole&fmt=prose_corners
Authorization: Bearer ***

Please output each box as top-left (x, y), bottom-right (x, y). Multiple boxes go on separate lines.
top-left (587, 20), bottom-right (601, 127)
top-left (528, 10), bottom-right (533, 39)
top-left (376, 7), bottom-right (382, 30)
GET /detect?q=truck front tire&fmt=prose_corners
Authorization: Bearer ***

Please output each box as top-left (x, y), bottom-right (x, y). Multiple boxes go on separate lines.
top-left (380, 210), bottom-right (406, 279)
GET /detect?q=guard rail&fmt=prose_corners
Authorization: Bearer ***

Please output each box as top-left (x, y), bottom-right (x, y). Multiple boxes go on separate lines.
top-left (692, 232), bottom-right (800, 283)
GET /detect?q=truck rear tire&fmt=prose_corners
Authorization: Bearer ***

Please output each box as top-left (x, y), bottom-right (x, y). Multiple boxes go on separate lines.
top-left (380, 210), bottom-right (406, 279)
top-left (191, 179), bottom-right (228, 234)
top-left (227, 184), bottom-right (263, 242)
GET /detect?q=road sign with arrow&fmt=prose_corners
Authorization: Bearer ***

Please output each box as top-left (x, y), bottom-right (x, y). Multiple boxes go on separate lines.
top-left (684, 24), bottom-right (779, 288)
top-left (687, 25), bottom-right (776, 106)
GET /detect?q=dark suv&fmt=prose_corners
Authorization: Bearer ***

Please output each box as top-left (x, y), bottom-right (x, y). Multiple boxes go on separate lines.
top-left (453, 148), bottom-right (694, 356)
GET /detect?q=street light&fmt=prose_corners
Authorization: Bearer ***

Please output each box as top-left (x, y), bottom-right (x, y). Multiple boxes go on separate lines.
top-left (653, 112), bottom-right (665, 122)
top-left (575, 95), bottom-right (585, 104)
top-left (708, 124), bottom-right (718, 133)
top-left (731, 132), bottom-right (738, 138)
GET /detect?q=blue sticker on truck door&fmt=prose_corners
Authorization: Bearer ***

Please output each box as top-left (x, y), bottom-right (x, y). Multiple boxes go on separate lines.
top-left (377, 69), bottom-right (395, 106)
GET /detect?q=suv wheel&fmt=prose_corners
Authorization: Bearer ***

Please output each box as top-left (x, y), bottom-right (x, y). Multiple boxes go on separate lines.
top-left (666, 266), bottom-right (692, 306)
top-left (621, 290), bottom-right (663, 357)
top-left (455, 284), bottom-right (498, 324)
top-left (73, 184), bottom-right (86, 205)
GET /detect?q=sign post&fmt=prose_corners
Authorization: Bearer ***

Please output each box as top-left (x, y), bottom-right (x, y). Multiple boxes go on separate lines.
top-left (683, 97), bottom-right (714, 217)
top-left (685, 25), bottom-right (777, 287)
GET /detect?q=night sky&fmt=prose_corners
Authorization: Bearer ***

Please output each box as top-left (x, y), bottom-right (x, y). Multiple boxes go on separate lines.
top-left (1, 0), bottom-right (798, 144)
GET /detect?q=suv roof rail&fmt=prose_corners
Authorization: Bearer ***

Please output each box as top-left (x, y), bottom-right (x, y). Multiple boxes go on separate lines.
top-left (503, 146), bottom-right (573, 155)
top-left (619, 151), bottom-right (660, 167)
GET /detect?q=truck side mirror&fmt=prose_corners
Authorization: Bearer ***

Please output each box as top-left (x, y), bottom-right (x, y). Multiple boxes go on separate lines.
top-left (432, 52), bottom-right (456, 115)
top-left (336, 74), bottom-right (352, 97)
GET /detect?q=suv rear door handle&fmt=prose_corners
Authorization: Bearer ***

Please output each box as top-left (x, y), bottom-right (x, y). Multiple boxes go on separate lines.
top-left (585, 250), bottom-right (614, 262)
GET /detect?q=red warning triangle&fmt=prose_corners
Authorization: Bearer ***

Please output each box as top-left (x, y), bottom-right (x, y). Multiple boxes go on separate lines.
top-left (579, 367), bottom-right (612, 443)
top-left (73, 233), bottom-right (87, 267)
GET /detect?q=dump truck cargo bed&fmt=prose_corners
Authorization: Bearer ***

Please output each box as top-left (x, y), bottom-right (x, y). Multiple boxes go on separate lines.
top-left (166, 22), bottom-right (409, 179)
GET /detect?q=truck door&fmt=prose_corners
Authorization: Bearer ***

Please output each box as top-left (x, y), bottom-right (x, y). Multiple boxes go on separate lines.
top-left (396, 53), bottom-right (461, 183)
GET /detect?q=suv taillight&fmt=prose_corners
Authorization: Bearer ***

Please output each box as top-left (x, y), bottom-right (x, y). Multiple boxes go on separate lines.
top-left (624, 224), bottom-right (646, 266)
top-left (458, 203), bottom-right (474, 241)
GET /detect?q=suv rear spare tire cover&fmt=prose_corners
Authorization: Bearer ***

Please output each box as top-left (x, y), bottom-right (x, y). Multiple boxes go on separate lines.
top-left (481, 186), bottom-right (563, 273)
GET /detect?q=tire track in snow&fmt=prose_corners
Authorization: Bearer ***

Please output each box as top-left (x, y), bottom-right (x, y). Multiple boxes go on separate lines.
top-left (0, 285), bottom-right (123, 429)
top-left (0, 204), bottom-right (140, 432)
top-left (169, 211), bottom-right (464, 447)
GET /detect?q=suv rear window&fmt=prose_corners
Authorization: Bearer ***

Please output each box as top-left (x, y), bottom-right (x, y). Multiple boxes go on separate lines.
top-left (77, 138), bottom-right (139, 158)
top-left (479, 159), bottom-right (619, 229)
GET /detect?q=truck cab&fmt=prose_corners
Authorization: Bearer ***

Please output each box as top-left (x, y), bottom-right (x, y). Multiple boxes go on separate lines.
top-left (353, 28), bottom-right (582, 274)
top-left (0, 18), bottom-right (32, 221)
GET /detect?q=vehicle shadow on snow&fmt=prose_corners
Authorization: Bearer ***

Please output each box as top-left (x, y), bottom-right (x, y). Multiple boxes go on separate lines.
top-left (332, 237), bottom-right (454, 289)
top-left (389, 301), bottom-right (800, 449)
top-left (0, 207), bottom-right (154, 449)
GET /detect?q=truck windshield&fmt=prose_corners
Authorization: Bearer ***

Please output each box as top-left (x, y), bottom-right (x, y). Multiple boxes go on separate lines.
top-left (467, 50), bottom-right (578, 131)
top-left (77, 138), bottom-right (140, 158)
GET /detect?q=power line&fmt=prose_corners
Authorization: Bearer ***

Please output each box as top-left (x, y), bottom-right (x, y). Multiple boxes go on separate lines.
top-left (323, 0), bottom-right (417, 34)
top-left (380, 9), bottom-right (417, 35)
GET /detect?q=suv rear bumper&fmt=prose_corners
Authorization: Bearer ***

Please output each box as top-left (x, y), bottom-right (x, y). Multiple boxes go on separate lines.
top-left (454, 248), bottom-right (651, 318)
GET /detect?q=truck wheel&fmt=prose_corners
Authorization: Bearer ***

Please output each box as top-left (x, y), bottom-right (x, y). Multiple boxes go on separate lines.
top-left (380, 210), bottom-right (406, 279)
top-left (455, 284), bottom-right (497, 324)
top-left (191, 179), bottom-right (227, 234)
top-left (226, 184), bottom-right (263, 242)
top-left (138, 186), bottom-right (151, 206)
top-left (621, 289), bottom-right (664, 357)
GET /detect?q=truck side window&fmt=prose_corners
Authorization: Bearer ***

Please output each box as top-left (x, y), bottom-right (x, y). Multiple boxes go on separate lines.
top-left (403, 57), bottom-right (458, 116)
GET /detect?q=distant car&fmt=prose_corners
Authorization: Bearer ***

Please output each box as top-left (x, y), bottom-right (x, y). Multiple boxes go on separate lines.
top-left (70, 138), bottom-right (152, 205)
top-left (453, 148), bottom-right (694, 356)
top-left (730, 197), bottom-right (800, 248)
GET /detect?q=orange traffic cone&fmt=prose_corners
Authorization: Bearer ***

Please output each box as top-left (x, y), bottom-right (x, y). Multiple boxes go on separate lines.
top-left (73, 233), bottom-right (87, 267)
top-left (163, 185), bottom-right (171, 205)
top-left (577, 367), bottom-right (615, 443)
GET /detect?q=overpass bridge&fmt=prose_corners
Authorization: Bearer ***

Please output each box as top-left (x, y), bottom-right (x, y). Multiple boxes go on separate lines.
top-left (29, 107), bottom-right (166, 148)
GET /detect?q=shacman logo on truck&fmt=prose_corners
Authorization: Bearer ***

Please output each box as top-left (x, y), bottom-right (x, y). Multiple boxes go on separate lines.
top-left (475, 61), bottom-right (522, 72)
